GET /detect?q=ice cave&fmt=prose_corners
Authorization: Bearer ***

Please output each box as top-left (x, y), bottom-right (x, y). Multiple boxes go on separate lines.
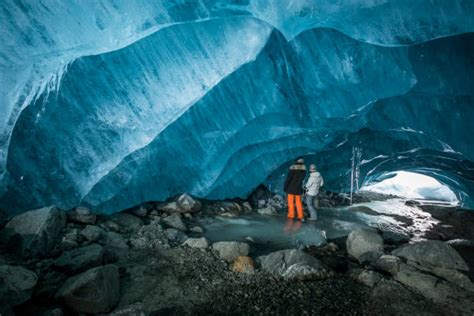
top-left (0, 1), bottom-right (473, 315)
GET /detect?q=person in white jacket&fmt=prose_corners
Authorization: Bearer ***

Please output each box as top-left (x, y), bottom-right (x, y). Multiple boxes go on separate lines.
top-left (304, 164), bottom-right (324, 221)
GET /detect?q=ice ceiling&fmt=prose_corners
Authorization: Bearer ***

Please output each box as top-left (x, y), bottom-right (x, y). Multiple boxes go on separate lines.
top-left (1, 0), bottom-right (473, 214)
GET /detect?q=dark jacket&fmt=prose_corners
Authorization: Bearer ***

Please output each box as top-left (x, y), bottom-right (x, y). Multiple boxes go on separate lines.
top-left (283, 163), bottom-right (307, 195)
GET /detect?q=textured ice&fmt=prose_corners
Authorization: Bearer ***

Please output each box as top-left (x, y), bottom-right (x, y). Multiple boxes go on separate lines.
top-left (1, 1), bottom-right (473, 213)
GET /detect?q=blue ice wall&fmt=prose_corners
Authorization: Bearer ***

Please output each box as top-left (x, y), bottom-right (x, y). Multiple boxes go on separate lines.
top-left (1, 1), bottom-right (473, 213)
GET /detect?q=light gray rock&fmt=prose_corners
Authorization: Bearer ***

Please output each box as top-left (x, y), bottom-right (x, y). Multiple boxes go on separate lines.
top-left (67, 206), bottom-right (96, 224)
top-left (375, 255), bottom-right (401, 275)
top-left (392, 240), bottom-right (469, 271)
top-left (81, 225), bottom-right (104, 242)
top-left (349, 268), bottom-right (383, 287)
top-left (53, 244), bottom-right (104, 274)
top-left (132, 206), bottom-right (148, 217)
top-left (4, 206), bottom-right (66, 257)
top-left (257, 249), bottom-right (327, 280)
top-left (157, 193), bottom-right (202, 214)
top-left (56, 265), bottom-right (120, 314)
top-left (0, 265), bottom-right (38, 307)
top-left (162, 213), bottom-right (187, 231)
top-left (190, 225), bottom-right (204, 233)
top-left (346, 229), bottom-right (384, 263)
top-left (182, 237), bottom-right (210, 249)
top-left (212, 241), bottom-right (249, 262)
top-left (257, 205), bottom-right (277, 216)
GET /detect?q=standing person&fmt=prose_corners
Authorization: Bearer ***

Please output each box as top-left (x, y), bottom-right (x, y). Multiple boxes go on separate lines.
top-left (283, 158), bottom-right (307, 220)
top-left (304, 164), bottom-right (324, 221)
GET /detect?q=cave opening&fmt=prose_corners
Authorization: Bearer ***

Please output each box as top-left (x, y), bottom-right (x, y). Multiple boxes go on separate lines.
top-left (361, 170), bottom-right (459, 206)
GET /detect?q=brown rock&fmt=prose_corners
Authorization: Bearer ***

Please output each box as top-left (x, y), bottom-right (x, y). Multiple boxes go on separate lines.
top-left (231, 256), bottom-right (255, 274)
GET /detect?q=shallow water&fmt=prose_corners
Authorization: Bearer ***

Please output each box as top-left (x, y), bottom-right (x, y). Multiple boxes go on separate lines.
top-left (198, 198), bottom-right (438, 255)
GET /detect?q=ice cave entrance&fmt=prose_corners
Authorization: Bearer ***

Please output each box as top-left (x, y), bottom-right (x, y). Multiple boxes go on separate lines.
top-left (361, 171), bottom-right (459, 205)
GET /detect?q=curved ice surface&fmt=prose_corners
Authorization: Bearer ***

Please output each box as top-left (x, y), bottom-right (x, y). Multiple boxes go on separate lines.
top-left (1, 2), bottom-right (473, 213)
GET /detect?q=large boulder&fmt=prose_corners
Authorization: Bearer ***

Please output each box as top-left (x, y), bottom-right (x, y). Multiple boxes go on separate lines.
top-left (212, 241), bottom-right (249, 262)
top-left (3, 206), bottom-right (66, 257)
top-left (164, 228), bottom-right (188, 244)
top-left (257, 249), bottom-right (327, 280)
top-left (67, 207), bottom-right (96, 224)
top-left (162, 213), bottom-right (187, 231)
top-left (392, 240), bottom-right (469, 271)
top-left (257, 205), bottom-right (277, 216)
top-left (56, 265), bottom-right (120, 314)
top-left (0, 265), bottom-right (38, 307)
top-left (393, 263), bottom-right (474, 314)
top-left (157, 193), bottom-right (202, 214)
top-left (53, 244), bottom-right (104, 274)
top-left (346, 229), bottom-right (384, 263)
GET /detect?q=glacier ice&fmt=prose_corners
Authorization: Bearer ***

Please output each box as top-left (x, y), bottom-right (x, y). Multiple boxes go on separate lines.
top-left (0, 1), bottom-right (473, 214)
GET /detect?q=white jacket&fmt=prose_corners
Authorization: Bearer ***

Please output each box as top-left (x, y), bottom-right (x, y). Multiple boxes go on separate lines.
top-left (305, 171), bottom-right (324, 196)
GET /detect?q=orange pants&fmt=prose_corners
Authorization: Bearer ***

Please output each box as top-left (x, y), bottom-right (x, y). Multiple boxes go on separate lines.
top-left (287, 194), bottom-right (303, 219)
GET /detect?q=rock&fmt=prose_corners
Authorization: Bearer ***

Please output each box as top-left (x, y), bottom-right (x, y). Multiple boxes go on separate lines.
top-left (404, 200), bottom-right (421, 207)
top-left (53, 244), bottom-right (104, 274)
top-left (0, 265), bottom-right (38, 307)
top-left (182, 237), bottom-right (209, 249)
top-left (257, 249), bottom-right (328, 280)
top-left (346, 229), bottom-right (384, 263)
top-left (212, 241), bottom-right (249, 262)
top-left (393, 263), bottom-right (474, 314)
top-left (257, 205), bottom-right (277, 216)
top-left (3, 206), bottom-right (66, 257)
top-left (375, 255), bottom-right (401, 275)
top-left (241, 201), bottom-right (252, 212)
top-left (231, 256), bottom-right (255, 274)
top-left (257, 199), bottom-right (266, 208)
top-left (112, 213), bottom-right (143, 233)
top-left (129, 221), bottom-right (167, 249)
top-left (56, 265), bottom-right (120, 314)
top-left (101, 220), bottom-right (121, 232)
top-left (381, 228), bottom-right (410, 244)
top-left (67, 206), bottom-right (96, 224)
top-left (81, 225), bottom-right (104, 242)
top-left (349, 268), bottom-right (383, 287)
top-left (358, 251), bottom-right (383, 265)
top-left (60, 228), bottom-right (80, 249)
top-left (157, 193), bottom-right (202, 214)
top-left (368, 279), bottom-right (447, 316)
top-left (164, 228), bottom-right (188, 244)
top-left (43, 308), bottom-right (64, 316)
top-left (106, 232), bottom-right (129, 249)
top-left (392, 240), bottom-right (469, 271)
top-left (131, 206), bottom-right (148, 217)
top-left (190, 225), bottom-right (204, 233)
top-left (431, 266), bottom-right (474, 292)
top-left (176, 193), bottom-right (202, 213)
top-left (162, 213), bottom-right (187, 231)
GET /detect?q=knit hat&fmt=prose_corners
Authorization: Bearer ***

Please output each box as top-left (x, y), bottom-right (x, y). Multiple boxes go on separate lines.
top-left (296, 158), bottom-right (304, 164)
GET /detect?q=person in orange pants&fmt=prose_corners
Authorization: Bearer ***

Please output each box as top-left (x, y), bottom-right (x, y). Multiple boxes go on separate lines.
top-left (283, 158), bottom-right (307, 220)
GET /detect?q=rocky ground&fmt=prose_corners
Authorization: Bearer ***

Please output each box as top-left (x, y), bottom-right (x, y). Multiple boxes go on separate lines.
top-left (0, 190), bottom-right (473, 315)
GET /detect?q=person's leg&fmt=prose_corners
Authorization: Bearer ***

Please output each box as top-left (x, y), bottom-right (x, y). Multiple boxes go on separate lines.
top-left (287, 194), bottom-right (295, 219)
top-left (306, 195), bottom-right (317, 220)
top-left (295, 194), bottom-right (304, 219)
